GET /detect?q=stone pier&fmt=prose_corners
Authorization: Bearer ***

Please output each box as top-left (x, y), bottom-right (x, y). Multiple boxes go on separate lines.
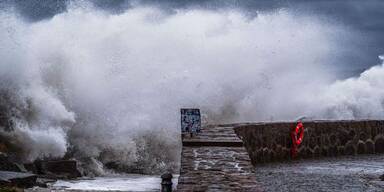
top-left (177, 124), bottom-right (261, 191)
top-left (177, 120), bottom-right (384, 191)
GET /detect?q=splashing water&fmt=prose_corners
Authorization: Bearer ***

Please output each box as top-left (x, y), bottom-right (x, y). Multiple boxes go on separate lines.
top-left (0, 3), bottom-right (383, 174)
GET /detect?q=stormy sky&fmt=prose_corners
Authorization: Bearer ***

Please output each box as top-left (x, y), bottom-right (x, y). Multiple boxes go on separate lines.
top-left (1, 0), bottom-right (384, 77)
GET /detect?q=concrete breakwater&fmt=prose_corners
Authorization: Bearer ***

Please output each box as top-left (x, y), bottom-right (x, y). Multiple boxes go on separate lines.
top-left (234, 120), bottom-right (384, 165)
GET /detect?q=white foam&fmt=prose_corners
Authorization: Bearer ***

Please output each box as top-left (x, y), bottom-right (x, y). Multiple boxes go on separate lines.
top-left (0, 4), bottom-right (381, 173)
top-left (52, 174), bottom-right (179, 191)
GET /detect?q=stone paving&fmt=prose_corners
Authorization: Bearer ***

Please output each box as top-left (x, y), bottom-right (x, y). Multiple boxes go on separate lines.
top-left (185, 125), bottom-right (242, 142)
top-left (177, 125), bottom-right (261, 191)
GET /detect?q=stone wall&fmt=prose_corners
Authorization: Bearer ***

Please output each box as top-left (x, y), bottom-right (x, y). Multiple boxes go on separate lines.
top-left (234, 120), bottom-right (384, 165)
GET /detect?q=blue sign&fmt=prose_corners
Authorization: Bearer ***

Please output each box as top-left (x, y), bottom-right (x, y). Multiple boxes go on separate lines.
top-left (181, 108), bottom-right (201, 133)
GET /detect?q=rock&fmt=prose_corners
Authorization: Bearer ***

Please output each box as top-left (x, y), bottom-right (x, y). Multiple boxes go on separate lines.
top-left (365, 139), bottom-right (375, 154)
top-left (105, 161), bottom-right (119, 170)
top-left (282, 147), bottom-right (290, 160)
top-left (337, 146), bottom-right (345, 156)
top-left (374, 135), bottom-right (384, 153)
top-left (0, 171), bottom-right (37, 188)
top-left (262, 148), bottom-right (270, 163)
top-left (305, 147), bottom-right (314, 158)
top-left (250, 154), bottom-right (257, 165)
top-left (36, 178), bottom-right (56, 188)
top-left (274, 145), bottom-right (283, 160)
top-left (297, 147), bottom-right (306, 159)
top-left (0, 178), bottom-right (11, 186)
top-left (313, 146), bottom-right (320, 157)
top-left (36, 160), bottom-right (81, 179)
top-left (0, 143), bottom-right (7, 153)
top-left (344, 141), bottom-right (356, 155)
top-left (0, 153), bottom-right (26, 173)
top-left (359, 132), bottom-right (367, 141)
top-left (0, 187), bottom-right (23, 192)
top-left (328, 145), bottom-right (337, 157)
top-left (23, 163), bottom-right (38, 174)
top-left (322, 136), bottom-right (330, 146)
top-left (309, 137), bottom-right (316, 149)
top-left (321, 146), bottom-right (328, 157)
top-left (329, 134), bottom-right (337, 146)
top-left (348, 130), bottom-right (356, 140)
top-left (339, 130), bottom-right (349, 145)
top-left (256, 150), bottom-right (263, 163)
top-left (357, 140), bottom-right (366, 154)
top-left (269, 150), bottom-right (276, 162)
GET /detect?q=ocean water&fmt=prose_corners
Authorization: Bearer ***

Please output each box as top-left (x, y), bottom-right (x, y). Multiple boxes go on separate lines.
top-left (254, 154), bottom-right (384, 191)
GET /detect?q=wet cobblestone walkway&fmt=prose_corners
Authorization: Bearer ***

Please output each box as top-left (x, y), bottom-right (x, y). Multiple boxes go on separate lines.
top-left (177, 125), bottom-right (261, 191)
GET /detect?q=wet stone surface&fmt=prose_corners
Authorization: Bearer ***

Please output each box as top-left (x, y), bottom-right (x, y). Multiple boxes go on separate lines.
top-left (177, 147), bottom-right (261, 192)
top-left (183, 125), bottom-right (243, 142)
top-left (254, 154), bottom-right (384, 192)
top-left (178, 125), bottom-right (261, 191)
top-left (235, 120), bottom-right (384, 164)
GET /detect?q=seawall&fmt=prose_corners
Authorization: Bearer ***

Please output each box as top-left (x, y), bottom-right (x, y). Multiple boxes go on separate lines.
top-left (234, 120), bottom-right (384, 165)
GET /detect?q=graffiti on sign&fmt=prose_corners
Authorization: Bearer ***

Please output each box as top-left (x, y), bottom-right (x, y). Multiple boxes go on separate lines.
top-left (181, 108), bottom-right (201, 133)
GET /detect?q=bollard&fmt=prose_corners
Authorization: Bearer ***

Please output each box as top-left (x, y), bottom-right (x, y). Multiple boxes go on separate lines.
top-left (161, 172), bottom-right (173, 192)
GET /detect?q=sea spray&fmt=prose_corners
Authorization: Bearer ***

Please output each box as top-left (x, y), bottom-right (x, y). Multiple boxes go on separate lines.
top-left (316, 55), bottom-right (384, 119)
top-left (0, 4), bottom-right (380, 174)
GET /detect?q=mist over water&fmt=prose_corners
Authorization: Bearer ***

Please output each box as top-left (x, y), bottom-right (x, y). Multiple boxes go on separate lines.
top-left (0, 4), bottom-right (383, 174)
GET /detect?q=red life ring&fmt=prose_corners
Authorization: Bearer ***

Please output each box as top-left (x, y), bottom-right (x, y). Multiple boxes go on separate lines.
top-left (293, 122), bottom-right (304, 145)
top-left (291, 122), bottom-right (304, 158)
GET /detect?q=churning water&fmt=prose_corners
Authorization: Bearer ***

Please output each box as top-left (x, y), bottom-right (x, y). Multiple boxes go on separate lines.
top-left (0, 2), bottom-right (384, 174)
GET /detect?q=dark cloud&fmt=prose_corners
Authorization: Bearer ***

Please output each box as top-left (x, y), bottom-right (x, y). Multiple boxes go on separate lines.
top-left (3, 0), bottom-right (384, 30)
top-left (293, 0), bottom-right (384, 73)
top-left (1, 0), bottom-right (383, 75)
top-left (4, 0), bottom-right (384, 36)
top-left (1, 0), bottom-right (67, 21)
top-left (91, 0), bottom-right (132, 13)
